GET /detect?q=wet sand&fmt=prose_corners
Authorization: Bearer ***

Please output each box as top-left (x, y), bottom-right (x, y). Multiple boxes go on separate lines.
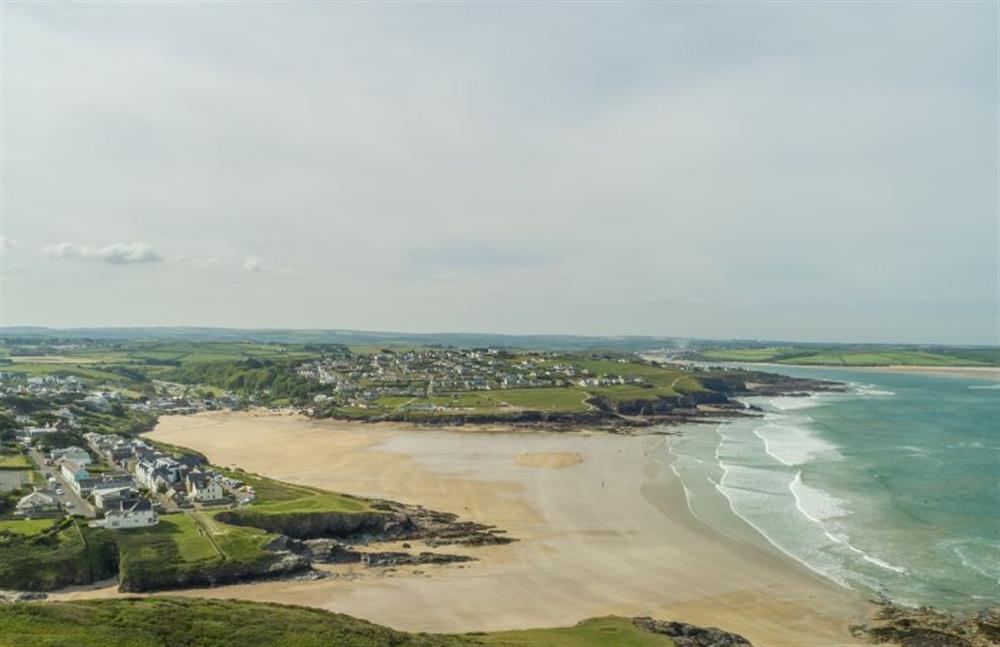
top-left (54, 411), bottom-right (869, 645)
top-left (514, 452), bottom-right (583, 468)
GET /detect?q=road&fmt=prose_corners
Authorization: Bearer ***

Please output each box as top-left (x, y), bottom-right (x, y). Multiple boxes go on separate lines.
top-left (28, 448), bottom-right (96, 519)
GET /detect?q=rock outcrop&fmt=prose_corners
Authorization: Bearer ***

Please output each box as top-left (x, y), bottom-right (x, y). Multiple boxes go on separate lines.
top-left (118, 547), bottom-right (310, 593)
top-left (853, 603), bottom-right (1000, 647)
top-left (216, 500), bottom-right (514, 546)
top-left (633, 617), bottom-right (753, 647)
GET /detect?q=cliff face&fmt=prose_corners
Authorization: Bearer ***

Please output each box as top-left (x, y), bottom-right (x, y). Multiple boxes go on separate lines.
top-left (217, 501), bottom-right (514, 547)
top-left (118, 549), bottom-right (309, 593)
top-left (214, 509), bottom-right (391, 540)
top-left (0, 525), bottom-right (118, 592)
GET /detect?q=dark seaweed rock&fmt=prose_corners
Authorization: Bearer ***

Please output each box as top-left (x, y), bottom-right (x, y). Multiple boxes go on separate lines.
top-left (633, 617), bottom-right (753, 647)
top-left (853, 603), bottom-right (1000, 647)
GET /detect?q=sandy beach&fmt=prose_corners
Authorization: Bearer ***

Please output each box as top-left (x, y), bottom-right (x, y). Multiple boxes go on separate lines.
top-left (872, 365), bottom-right (1000, 379)
top-left (55, 411), bottom-right (869, 645)
top-left (736, 362), bottom-right (999, 380)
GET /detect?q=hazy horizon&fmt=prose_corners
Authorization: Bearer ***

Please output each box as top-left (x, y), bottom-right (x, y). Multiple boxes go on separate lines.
top-left (3, 3), bottom-right (997, 344)
top-left (0, 323), bottom-right (995, 349)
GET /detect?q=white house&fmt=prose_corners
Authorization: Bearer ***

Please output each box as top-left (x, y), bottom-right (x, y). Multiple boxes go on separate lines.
top-left (185, 470), bottom-right (224, 502)
top-left (21, 426), bottom-right (58, 442)
top-left (60, 459), bottom-right (91, 484)
top-left (95, 499), bottom-right (158, 530)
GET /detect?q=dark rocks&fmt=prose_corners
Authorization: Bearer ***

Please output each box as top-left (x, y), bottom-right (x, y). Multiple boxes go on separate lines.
top-left (853, 603), bottom-right (1000, 647)
top-left (299, 539), bottom-right (475, 568)
top-left (300, 538), bottom-right (361, 564)
top-left (215, 509), bottom-right (389, 540)
top-left (362, 551), bottom-right (475, 568)
top-left (369, 500), bottom-right (516, 547)
top-left (633, 617), bottom-right (753, 647)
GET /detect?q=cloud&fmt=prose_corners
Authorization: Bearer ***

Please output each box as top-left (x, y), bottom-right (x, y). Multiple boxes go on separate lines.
top-left (4, 4), bottom-right (996, 342)
top-left (244, 256), bottom-right (293, 276)
top-left (244, 256), bottom-right (265, 273)
top-left (0, 237), bottom-right (18, 249)
top-left (44, 242), bottom-right (163, 265)
top-left (166, 254), bottom-right (218, 269)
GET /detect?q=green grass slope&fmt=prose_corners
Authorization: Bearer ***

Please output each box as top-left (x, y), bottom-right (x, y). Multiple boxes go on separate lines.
top-left (695, 346), bottom-right (999, 367)
top-left (115, 512), bottom-right (292, 592)
top-left (0, 519), bottom-right (117, 591)
top-left (0, 599), bottom-right (678, 647)
top-left (480, 617), bottom-right (677, 646)
top-left (0, 598), bottom-right (472, 647)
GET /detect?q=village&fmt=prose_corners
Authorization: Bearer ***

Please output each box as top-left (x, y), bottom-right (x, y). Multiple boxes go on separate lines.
top-left (11, 429), bottom-right (254, 531)
top-left (296, 348), bottom-right (642, 408)
top-left (0, 370), bottom-right (254, 533)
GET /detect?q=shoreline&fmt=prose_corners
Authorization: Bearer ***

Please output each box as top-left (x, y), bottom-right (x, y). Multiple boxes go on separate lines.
top-left (723, 362), bottom-right (999, 380)
top-left (53, 411), bottom-right (870, 644)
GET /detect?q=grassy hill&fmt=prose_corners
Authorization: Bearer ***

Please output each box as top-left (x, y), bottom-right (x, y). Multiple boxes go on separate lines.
top-left (695, 346), bottom-right (999, 367)
top-left (0, 598), bottom-right (680, 647)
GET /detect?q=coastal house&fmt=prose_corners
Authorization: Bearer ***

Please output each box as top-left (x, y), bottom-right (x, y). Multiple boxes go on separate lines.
top-left (20, 426), bottom-right (58, 443)
top-left (15, 490), bottom-right (61, 518)
top-left (59, 459), bottom-right (91, 484)
top-left (134, 456), bottom-right (185, 490)
top-left (51, 446), bottom-right (92, 466)
top-left (71, 473), bottom-right (133, 497)
top-left (185, 470), bottom-right (224, 502)
top-left (93, 487), bottom-right (139, 511)
top-left (81, 391), bottom-right (121, 412)
top-left (95, 499), bottom-right (158, 530)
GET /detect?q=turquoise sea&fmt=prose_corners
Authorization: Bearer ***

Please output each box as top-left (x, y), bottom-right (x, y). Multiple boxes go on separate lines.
top-left (668, 365), bottom-right (999, 611)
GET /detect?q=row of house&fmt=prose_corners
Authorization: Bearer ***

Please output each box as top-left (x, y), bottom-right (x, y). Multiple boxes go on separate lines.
top-left (85, 433), bottom-right (224, 504)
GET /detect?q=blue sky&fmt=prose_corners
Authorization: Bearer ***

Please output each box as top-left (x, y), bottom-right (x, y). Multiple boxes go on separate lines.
top-left (2, 2), bottom-right (997, 344)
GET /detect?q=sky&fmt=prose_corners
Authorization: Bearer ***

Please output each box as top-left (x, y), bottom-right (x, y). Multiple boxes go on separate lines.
top-left (1, 2), bottom-right (997, 344)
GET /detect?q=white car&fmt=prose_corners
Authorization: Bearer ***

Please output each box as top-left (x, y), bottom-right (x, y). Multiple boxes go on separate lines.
top-left (55, 488), bottom-right (65, 495)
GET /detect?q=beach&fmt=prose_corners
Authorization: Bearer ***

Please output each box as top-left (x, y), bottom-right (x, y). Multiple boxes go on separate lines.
top-left (55, 411), bottom-right (869, 645)
top-left (871, 365), bottom-right (1000, 379)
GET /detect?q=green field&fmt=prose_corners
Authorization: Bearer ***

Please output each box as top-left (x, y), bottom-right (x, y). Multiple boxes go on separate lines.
top-left (480, 617), bottom-right (676, 646)
top-left (419, 387), bottom-right (590, 413)
top-left (116, 511), bottom-right (283, 592)
top-left (780, 350), bottom-right (995, 367)
top-left (694, 346), bottom-right (998, 367)
top-left (218, 469), bottom-right (370, 515)
top-left (118, 514), bottom-right (222, 563)
top-left (3, 341), bottom-right (314, 367)
top-left (0, 518), bottom-right (58, 536)
top-left (0, 451), bottom-right (31, 469)
top-left (699, 348), bottom-right (786, 361)
top-left (0, 519), bottom-right (117, 591)
top-left (0, 362), bottom-right (129, 382)
top-left (0, 598), bottom-right (679, 647)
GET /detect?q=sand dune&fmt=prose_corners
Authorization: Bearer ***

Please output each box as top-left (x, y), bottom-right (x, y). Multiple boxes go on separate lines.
top-left (56, 411), bottom-right (868, 645)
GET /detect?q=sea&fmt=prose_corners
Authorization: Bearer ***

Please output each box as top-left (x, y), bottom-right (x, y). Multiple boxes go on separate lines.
top-left (667, 364), bottom-right (1000, 612)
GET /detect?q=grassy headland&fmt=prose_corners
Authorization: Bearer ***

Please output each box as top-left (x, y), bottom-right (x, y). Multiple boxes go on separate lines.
top-left (690, 345), bottom-right (998, 367)
top-left (0, 598), bottom-right (684, 647)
